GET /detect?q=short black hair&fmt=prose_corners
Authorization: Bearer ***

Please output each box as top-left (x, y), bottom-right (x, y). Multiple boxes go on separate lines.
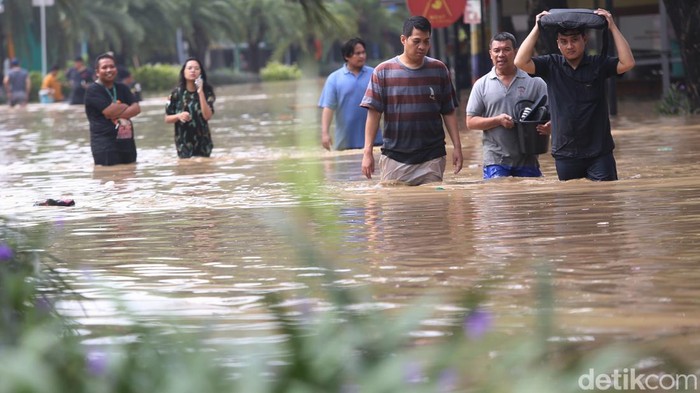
top-left (50, 64), bottom-right (60, 72)
top-left (403, 15), bottom-right (431, 37)
top-left (491, 32), bottom-right (517, 48)
top-left (341, 37), bottom-right (366, 61)
top-left (558, 27), bottom-right (586, 37)
top-left (94, 53), bottom-right (116, 70)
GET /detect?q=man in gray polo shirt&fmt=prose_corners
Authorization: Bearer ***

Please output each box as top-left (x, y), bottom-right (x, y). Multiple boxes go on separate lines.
top-left (466, 32), bottom-right (550, 179)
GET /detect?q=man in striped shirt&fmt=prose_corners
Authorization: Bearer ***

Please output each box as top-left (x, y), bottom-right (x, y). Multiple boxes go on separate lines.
top-left (360, 15), bottom-right (463, 186)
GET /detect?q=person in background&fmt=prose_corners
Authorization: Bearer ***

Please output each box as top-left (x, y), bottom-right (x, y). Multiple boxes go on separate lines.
top-left (514, 9), bottom-right (635, 181)
top-left (164, 57), bottom-right (215, 158)
top-left (118, 68), bottom-right (142, 102)
top-left (66, 57), bottom-right (93, 105)
top-left (84, 53), bottom-right (141, 166)
top-left (466, 32), bottom-right (550, 179)
top-left (361, 15), bottom-right (462, 186)
top-left (318, 37), bottom-right (381, 151)
top-left (3, 59), bottom-right (31, 107)
top-left (40, 65), bottom-right (65, 103)
top-left (109, 51), bottom-right (142, 102)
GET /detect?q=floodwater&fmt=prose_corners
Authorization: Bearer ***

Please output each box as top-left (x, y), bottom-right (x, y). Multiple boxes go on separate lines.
top-left (1, 81), bottom-right (700, 367)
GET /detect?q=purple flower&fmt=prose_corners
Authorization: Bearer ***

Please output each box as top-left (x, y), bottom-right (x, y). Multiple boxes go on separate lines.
top-left (86, 350), bottom-right (109, 376)
top-left (0, 243), bottom-right (13, 261)
top-left (438, 368), bottom-right (459, 392)
top-left (463, 308), bottom-right (492, 340)
top-left (404, 361), bottom-right (424, 384)
top-left (35, 296), bottom-right (54, 314)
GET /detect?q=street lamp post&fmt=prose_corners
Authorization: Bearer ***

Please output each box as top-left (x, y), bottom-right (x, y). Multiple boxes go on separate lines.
top-left (32, 0), bottom-right (54, 76)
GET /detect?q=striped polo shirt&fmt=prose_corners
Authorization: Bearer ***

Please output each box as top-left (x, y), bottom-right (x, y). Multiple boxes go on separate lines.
top-left (361, 56), bottom-right (458, 164)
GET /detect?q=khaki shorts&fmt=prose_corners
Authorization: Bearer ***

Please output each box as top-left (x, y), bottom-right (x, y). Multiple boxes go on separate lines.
top-left (378, 155), bottom-right (446, 186)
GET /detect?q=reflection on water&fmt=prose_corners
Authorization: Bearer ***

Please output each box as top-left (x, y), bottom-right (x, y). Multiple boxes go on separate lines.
top-left (1, 81), bottom-right (700, 366)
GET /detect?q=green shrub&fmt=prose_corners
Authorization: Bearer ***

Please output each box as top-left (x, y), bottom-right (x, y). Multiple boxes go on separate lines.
top-left (657, 83), bottom-right (699, 115)
top-left (132, 64), bottom-right (180, 94)
top-left (207, 68), bottom-right (260, 86)
top-left (260, 61), bottom-right (302, 82)
top-left (29, 71), bottom-right (43, 103)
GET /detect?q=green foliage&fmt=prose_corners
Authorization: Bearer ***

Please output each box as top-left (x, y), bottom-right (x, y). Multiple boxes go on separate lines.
top-left (207, 68), bottom-right (261, 86)
top-left (131, 64), bottom-right (181, 93)
top-left (260, 62), bottom-right (303, 82)
top-left (29, 71), bottom-right (43, 103)
top-left (657, 83), bottom-right (699, 115)
top-left (0, 219), bottom-right (71, 345)
top-left (131, 65), bottom-right (260, 95)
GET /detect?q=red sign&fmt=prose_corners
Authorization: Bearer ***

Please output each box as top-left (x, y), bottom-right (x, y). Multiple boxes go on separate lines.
top-left (406, 0), bottom-right (467, 28)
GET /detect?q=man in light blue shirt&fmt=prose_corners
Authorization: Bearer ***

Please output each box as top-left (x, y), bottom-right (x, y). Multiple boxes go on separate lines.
top-left (318, 37), bottom-right (381, 150)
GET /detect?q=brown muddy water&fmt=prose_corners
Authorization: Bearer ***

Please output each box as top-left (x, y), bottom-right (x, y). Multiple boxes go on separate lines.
top-left (1, 81), bottom-right (699, 367)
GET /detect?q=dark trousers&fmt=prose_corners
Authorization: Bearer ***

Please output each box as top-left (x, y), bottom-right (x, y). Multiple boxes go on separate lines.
top-left (554, 152), bottom-right (618, 181)
top-left (93, 141), bottom-right (137, 166)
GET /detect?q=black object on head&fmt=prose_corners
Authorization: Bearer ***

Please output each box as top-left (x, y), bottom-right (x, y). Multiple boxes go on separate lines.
top-left (539, 8), bottom-right (607, 32)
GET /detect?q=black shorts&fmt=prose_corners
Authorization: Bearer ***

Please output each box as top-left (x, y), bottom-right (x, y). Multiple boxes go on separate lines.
top-left (93, 143), bottom-right (137, 166)
top-left (554, 152), bottom-right (617, 181)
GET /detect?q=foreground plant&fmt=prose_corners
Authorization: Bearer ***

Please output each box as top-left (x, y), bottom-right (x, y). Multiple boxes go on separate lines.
top-left (1, 215), bottom-right (696, 393)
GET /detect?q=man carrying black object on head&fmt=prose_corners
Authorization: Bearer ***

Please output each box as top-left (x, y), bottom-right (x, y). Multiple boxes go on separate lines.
top-left (514, 9), bottom-right (635, 181)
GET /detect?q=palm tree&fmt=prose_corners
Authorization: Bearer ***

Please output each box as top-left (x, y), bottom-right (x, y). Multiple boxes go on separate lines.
top-left (289, 0), bottom-right (336, 32)
top-left (125, 0), bottom-right (182, 65)
top-left (225, 0), bottom-right (308, 73)
top-left (170, 0), bottom-right (239, 62)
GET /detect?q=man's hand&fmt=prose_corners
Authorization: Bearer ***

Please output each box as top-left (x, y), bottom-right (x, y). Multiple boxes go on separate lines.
top-left (536, 121), bottom-right (552, 135)
top-left (500, 113), bottom-right (515, 129)
top-left (361, 151), bottom-right (375, 179)
top-left (321, 133), bottom-right (332, 151)
top-left (452, 149), bottom-right (463, 174)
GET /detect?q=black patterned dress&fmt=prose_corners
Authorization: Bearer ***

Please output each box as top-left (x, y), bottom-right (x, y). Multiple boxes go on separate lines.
top-left (165, 86), bottom-right (216, 158)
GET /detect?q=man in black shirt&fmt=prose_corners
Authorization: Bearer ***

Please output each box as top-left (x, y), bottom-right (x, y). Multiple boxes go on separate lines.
top-left (84, 53), bottom-right (141, 166)
top-left (515, 8), bottom-right (635, 181)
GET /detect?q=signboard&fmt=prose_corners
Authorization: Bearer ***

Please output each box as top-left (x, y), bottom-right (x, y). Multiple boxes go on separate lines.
top-left (406, 0), bottom-right (467, 28)
top-left (620, 14), bottom-right (661, 51)
top-left (32, 0), bottom-right (54, 5)
top-left (463, 0), bottom-right (481, 25)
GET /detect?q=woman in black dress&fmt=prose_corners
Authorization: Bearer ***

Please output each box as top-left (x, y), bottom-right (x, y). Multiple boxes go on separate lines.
top-left (164, 57), bottom-right (216, 158)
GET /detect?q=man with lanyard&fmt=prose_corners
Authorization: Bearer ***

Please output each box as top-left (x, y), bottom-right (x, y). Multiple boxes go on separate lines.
top-left (84, 53), bottom-right (141, 166)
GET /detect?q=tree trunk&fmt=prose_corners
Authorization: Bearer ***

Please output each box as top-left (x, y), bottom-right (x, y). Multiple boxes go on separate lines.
top-left (187, 22), bottom-right (210, 63)
top-left (247, 21), bottom-right (267, 74)
top-left (248, 40), bottom-right (262, 74)
top-left (663, 0), bottom-right (700, 109)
